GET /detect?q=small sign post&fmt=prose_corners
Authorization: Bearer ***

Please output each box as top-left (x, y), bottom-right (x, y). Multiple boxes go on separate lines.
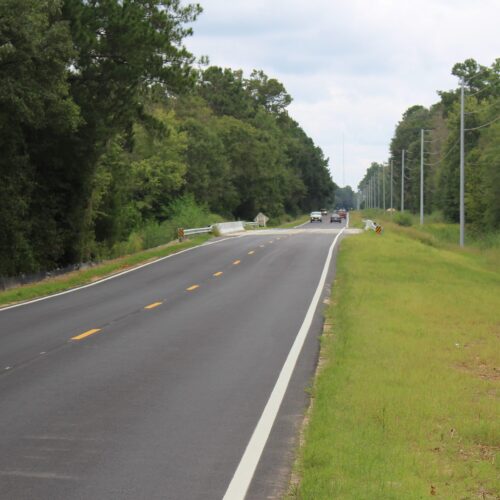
top-left (177, 228), bottom-right (185, 242)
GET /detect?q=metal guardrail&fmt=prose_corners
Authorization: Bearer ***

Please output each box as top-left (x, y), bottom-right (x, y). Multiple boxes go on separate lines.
top-left (178, 221), bottom-right (258, 241)
top-left (184, 226), bottom-right (212, 236)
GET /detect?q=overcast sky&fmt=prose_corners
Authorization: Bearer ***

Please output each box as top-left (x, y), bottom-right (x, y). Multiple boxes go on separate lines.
top-left (185, 0), bottom-right (499, 189)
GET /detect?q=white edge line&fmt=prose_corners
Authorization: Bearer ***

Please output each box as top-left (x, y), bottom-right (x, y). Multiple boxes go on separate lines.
top-left (0, 237), bottom-right (238, 313)
top-left (223, 227), bottom-right (346, 500)
top-left (293, 220), bottom-right (310, 228)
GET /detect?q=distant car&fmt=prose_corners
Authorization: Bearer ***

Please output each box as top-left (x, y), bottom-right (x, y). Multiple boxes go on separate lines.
top-left (339, 209), bottom-right (347, 219)
top-left (330, 212), bottom-right (342, 223)
top-left (310, 211), bottom-right (322, 222)
top-left (320, 209), bottom-right (328, 216)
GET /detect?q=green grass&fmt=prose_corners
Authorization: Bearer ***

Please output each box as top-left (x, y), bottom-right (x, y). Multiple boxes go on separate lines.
top-left (291, 228), bottom-right (499, 499)
top-left (0, 234), bottom-right (211, 307)
top-left (278, 214), bottom-right (310, 228)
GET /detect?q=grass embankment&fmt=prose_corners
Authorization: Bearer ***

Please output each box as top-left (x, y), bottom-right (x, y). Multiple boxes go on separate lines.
top-left (0, 235), bottom-right (211, 307)
top-left (292, 224), bottom-right (499, 498)
top-left (279, 214), bottom-right (310, 228)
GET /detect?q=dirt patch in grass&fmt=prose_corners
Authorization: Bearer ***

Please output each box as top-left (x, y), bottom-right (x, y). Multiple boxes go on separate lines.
top-left (455, 361), bottom-right (500, 382)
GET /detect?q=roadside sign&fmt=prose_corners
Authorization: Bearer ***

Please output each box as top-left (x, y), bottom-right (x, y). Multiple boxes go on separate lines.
top-left (177, 228), bottom-right (185, 241)
top-left (375, 225), bottom-right (382, 234)
top-left (254, 212), bottom-right (269, 227)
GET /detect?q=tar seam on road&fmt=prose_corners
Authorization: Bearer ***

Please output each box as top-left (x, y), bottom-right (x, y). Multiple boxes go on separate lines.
top-left (222, 227), bottom-right (346, 500)
top-left (0, 237), bottom-right (238, 313)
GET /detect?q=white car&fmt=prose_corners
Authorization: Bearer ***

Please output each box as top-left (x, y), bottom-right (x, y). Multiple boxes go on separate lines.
top-left (310, 211), bottom-right (322, 222)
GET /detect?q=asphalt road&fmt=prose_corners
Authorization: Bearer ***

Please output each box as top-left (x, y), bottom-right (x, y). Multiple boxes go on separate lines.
top-left (0, 218), bottom-right (346, 499)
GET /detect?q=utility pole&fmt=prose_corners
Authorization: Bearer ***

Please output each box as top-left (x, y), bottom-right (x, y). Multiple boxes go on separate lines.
top-left (383, 164), bottom-right (386, 210)
top-left (459, 79), bottom-right (465, 247)
top-left (420, 129), bottom-right (424, 225)
top-left (401, 149), bottom-right (405, 212)
top-left (390, 159), bottom-right (393, 214)
top-left (377, 169), bottom-right (380, 209)
top-left (342, 133), bottom-right (345, 187)
top-left (373, 176), bottom-right (376, 208)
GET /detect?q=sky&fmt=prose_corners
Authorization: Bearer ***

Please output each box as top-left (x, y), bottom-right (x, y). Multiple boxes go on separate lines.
top-left (185, 0), bottom-right (500, 189)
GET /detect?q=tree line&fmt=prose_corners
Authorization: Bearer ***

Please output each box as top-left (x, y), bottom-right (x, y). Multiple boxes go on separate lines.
top-left (358, 58), bottom-right (499, 233)
top-left (0, 0), bottom-right (335, 277)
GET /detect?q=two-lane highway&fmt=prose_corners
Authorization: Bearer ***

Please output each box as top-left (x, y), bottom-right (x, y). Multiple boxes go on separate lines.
top-left (0, 223), bottom-right (345, 499)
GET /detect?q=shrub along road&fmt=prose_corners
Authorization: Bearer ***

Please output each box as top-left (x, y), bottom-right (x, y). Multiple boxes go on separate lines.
top-left (0, 220), bottom-right (346, 500)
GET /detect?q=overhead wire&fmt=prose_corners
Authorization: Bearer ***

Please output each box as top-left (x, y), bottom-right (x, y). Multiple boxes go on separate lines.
top-left (464, 99), bottom-right (500, 115)
top-left (465, 85), bottom-right (493, 98)
top-left (424, 139), bottom-right (459, 166)
top-left (465, 115), bottom-right (500, 131)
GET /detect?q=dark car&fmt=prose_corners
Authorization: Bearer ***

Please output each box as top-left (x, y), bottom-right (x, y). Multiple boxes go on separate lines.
top-left (320, 208), bottom-right (328, 216)
top-left (330, 212), bottom-right (342, 223)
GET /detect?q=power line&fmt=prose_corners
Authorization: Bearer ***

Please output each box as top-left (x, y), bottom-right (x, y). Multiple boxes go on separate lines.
top-left (426, 149), bottom-right (447, 156)
top-left (464, 114), bottom-right (500, 131)
top-left (424, 139), bottom-right (459, 166)
top-left (464, 99), bottom-right (500, 114)
top-left (465, 85), bottom-right (493, 98)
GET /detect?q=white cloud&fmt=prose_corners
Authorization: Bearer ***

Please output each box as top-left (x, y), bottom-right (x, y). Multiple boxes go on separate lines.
top-left (186, 0), bottom-right (500, 188)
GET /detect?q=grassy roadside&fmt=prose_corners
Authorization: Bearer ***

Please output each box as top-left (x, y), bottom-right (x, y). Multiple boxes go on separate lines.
top-left (290, 225), bottom-right (499, 498)
top-left (0, 234), bottom-right (211, 307)
top-left (279, 214), bottom-right (310, 228)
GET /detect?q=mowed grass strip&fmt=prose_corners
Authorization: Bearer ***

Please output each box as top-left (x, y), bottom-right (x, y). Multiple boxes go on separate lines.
top-left (292, 229), bottom-right (499, 499)
top-left (0, 234), bottom-right (211, 307)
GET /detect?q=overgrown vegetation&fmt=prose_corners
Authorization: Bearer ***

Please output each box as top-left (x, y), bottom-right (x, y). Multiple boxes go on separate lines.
top-left (292, 223), bottom-right (499, 499)
top-left (0, 0), bottom-right (335, 278)
top-left (393, 212), bottom-right (413, 227)
top-left (358, 58), bottom-right (499, 237)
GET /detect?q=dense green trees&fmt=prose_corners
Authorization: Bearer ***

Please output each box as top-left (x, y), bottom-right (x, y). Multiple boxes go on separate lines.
top-left (359, 58), bottom-right (499, 233)
top-left (0, 0), bottom-right (335, 277)
top-left (335, 186), bottom-right (356, 210)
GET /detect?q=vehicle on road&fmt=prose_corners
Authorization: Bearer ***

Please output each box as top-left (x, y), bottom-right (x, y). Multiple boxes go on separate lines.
top-left (339, 209), bottom-right (347, 219)
top-left (330, 212), bottom-right (342, 223)
top-left (310, 211), bottom-right (322, 222)
top-left (320, 208), bottom-right (328, 216)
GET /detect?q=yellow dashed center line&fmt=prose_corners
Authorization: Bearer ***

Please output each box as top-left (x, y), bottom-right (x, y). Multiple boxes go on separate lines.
top-left (72, 328), bottom-right (101, 341)
top-left (248, 250), bottom-right (255, 255)
top-left (213, 271), bottom-right (223, 277)
top-left (233, 260), bottom-right (241, 265)
top-left (144, 301), bottom-right (162, 310)
top-left (186, 284), bottom-right (200, 291)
